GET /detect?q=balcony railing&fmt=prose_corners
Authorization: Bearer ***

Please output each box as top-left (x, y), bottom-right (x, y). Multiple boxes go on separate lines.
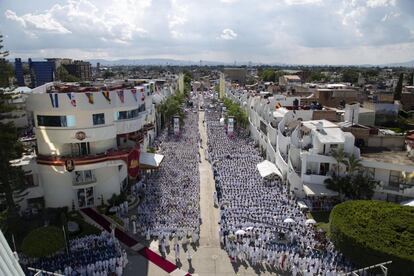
top-left (37, 147), bottom-right (133, 166)
top-left (72, 176), bottom-right (97, 186)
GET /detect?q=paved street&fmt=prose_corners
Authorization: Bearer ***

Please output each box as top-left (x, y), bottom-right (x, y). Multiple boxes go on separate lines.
top-left (124, 110), bottom-right (279, 276)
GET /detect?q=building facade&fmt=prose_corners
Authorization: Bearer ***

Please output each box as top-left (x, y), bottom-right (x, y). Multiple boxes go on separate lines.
top-left (225, 86), bottom-right (414, 205)
top-left (16, 80), bottom-right (162, 210)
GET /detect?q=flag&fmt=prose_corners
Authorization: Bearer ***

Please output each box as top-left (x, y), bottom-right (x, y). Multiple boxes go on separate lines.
top-left (102, 90), bottom-right (111, 103)
top-left (131, 89), bottom-right (137, 102)
top-left (49, 93), bottom-right (59, 108)
top-left (117, 90), bottom-right (124, 103)
top-left (66, 92), bottom-right (76, 107)
top-left (85, 92), bottom-right (94, 104)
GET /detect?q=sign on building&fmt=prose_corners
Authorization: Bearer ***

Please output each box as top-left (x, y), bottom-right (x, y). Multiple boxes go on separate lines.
top-left (228, 116), bottom-right (235, 136)
top-left (173, 116), bottom-right (180, 135)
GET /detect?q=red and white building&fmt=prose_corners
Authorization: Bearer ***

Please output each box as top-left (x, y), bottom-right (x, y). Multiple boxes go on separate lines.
top-left (11, 79), bottom-right (174, 210)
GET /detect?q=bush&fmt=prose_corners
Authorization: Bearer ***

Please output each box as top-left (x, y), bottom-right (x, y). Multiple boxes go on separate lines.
top-left (21, 226), bottom-right (65, 258)
top-left (330, 200), bottom-right (414, 275)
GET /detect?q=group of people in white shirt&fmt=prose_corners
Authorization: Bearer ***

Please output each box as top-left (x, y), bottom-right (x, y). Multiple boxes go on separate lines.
top-left (22, 231), bottom-right (126, 276)
top-left (132, 110), bottom-right (201, 258)
top-left (205, 101), bottom-right (353, 275)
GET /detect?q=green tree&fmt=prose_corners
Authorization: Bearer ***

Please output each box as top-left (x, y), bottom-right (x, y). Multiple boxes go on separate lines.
top-left (0, 35), bottom-right (25, 217)
top-left (349, 172), bottom-right (378, 199)
top-left (394, 73), bottom-right (404, 100)
top-left (0, 34), bottom-right (13, 87)
top-left (331, 147), bottom-right (346, 176)
top-left (409, 72), bottom-right (414, 86)
top-left (346, 154), bottom-right (361, 175)
top-left (102, 70), bottom-right (115, 79)
top-left (56, 66), bottom-right (79, 82)
top-left (0, 94), bottom-right (25, 215)
top-left (342, 69), bottom-right (359, 84)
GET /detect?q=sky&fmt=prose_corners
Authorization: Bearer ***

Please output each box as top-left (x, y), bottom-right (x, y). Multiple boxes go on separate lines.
top-left (1, 0), bottom-right (414, 65)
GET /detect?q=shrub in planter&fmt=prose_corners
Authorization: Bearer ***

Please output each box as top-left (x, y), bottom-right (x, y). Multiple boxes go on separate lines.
top-left (21, 226), bottom-right (65, 258)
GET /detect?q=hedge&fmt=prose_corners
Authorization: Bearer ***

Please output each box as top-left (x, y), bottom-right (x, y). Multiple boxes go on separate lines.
top-left (330, 200), bottom-right (414, 275)
top-left (21, 226), bottom-right (65, 258)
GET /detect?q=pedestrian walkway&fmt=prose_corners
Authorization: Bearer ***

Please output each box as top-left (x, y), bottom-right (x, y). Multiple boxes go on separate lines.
top-left (80, 207), bottom-right (190, 276)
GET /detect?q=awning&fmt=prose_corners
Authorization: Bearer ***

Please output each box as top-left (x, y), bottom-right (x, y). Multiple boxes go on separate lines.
top-left (303, 183), bottom-right (338, 197)
top-left (401, 199), bottom-right (414, 207)
top-left (139, 152), bottom-right (164, 169)
top-left (257, 160), bottom-right (282, 178)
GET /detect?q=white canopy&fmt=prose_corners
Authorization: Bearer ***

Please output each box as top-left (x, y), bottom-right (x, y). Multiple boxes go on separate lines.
top-left (257, 160), bottom-right (282, 178)
top-left (303, 183), bottom-right (338, 197)
top-left (401, 199), bottom-right (414, 207)
top-left (139, 152), bottom-right (164, 169)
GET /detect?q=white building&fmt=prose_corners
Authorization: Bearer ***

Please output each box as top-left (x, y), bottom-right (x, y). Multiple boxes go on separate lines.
top-left (10, 79), bottom-right (175, 211)
top-left (225, 86), bottom-right (414, 204)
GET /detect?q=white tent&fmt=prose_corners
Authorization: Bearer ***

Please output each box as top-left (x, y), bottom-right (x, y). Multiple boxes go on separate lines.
top-left (139, 152), bottom-right (165, 169)
top-left (303, 183), bottom-right (338, 197)
top-left (401, 199), bottom-right (414, 207)
top-left (256, 160), bottom-right (282, 178)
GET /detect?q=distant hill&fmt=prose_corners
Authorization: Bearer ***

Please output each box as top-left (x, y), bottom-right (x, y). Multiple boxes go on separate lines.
top-left (381, 60), bottom-right (414, 68)
top-left (86, 58), bottom-right (231, 66)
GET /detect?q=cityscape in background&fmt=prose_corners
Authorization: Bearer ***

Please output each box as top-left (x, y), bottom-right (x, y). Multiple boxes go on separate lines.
top-left (0, 0), bottom-right (414, 276)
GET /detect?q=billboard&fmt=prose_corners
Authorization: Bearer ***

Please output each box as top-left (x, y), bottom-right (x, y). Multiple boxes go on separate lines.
top-left (173, 116), bottom-right (180, 135)
top-left (228, 116), bottom-right (234, 135)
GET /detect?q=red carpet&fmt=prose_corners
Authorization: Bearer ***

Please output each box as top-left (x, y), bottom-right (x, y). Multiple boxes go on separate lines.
top-left (81, 208), bottom-right (181, 274)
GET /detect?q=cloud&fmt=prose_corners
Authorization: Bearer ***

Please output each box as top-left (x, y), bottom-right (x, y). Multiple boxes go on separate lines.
top-left (367, 0), bottom-right (396, 8)
top-left (220, 28), bottom-right (238, 40)
top-left (1, 0), bottom-right (413, 64)
top-left (5, 9), bottom-right (71, 34)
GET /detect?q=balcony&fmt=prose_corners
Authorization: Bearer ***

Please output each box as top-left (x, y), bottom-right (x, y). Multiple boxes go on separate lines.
top-left (143, 123), bottom-right (155, 131)
top-left (37, 147), bottom-right (134, 166)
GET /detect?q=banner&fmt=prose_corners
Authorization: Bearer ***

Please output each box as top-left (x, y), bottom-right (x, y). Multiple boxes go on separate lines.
top-left (117, 90), bottom-right (125, 103)
top-left (173, 116), bottom-right (180, 135)
top-left (102, 90), bottom-right (111, 103)
top-left (66, 92), bottom-right (76, 107)
top-left (49, 93), bottom-right (59, 108)
top-left (131, 89), bottom-right (138, 102)
top-left (228, 117), bottom-right (234, 136)
top-left (127, 148), bottom-right (140, 179)
top-left (85, 92), bottom-right (94, 104)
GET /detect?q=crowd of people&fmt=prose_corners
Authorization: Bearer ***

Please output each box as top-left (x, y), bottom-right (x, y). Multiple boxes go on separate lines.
top-left (22, 231), bottom-right (126, 276)
top-left (133, 110), bottom-right (201, 246)
top-left (205, 100), bottom-right (353, 275)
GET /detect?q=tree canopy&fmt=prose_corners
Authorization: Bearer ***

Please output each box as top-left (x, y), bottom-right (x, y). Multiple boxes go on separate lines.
top-left (56, 66), bottom-right (79, 82)
top-left (223, 98), bottom-right (248, 128)
top-left (330, 200), bottom-right (414, 275)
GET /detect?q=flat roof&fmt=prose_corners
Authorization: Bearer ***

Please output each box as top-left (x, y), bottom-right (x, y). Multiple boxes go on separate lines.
top-left (315, 127), bottom-right (345, 144)
top-left (302, 119), bottom-right (338, 129)
top-left (361, 148), bottom-right (414, 166)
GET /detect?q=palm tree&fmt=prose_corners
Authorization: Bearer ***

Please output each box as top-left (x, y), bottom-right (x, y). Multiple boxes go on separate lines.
top-left (331, 147), bottom-right (346, 176)
top-left (346, 154), bottom-right (362, 175)
top-left (350, 173), bottom-right (379, 199)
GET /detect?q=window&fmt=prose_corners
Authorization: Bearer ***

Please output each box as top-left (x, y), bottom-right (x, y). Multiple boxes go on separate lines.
top-left (37, 115), bottom-right (67, 127)
top-left (37, 115), bottom-right (75, 127)
top-left (138, 104), bottom-right (146, 112)
top-left (116, 108), bottom-right (140, 120)
top-left (73, 170), bottom-right (95, 185)
top-left (93, 113), bottom-right (105, 125)
top-left (389, 170), bottom-right (403, 187)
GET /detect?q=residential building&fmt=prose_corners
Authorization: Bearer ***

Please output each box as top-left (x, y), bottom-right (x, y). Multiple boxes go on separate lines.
top-left (223, 68), bottom-right (247, 84)
top-left (10, 79), bottom-right (175, 211)
top-left (63, 60), bottom-right (92, 81)
top-left (14, 58), bottom-right (24, 86)
top-left (28, 58), bottom-right (55, 87)
top-left (225, 85), bottom-right (414, 207)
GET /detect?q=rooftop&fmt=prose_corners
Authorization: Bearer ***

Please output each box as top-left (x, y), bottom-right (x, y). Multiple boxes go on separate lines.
top-left (361, 148), bottom-right (414, 166)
